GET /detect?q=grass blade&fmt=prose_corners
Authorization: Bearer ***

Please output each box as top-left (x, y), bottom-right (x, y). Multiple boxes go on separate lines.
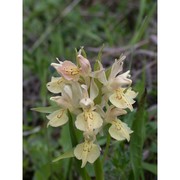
top-left (94, 44), bottom-right (105, 71)
top-left (52, 149), bottom-right (74, 163)
top-left (130, 2), bottom-right (157, 44)
top-left (142, 162), bottom-right (157, 175)
top-left (31, 106), bottom-right (60, 113)
top-left (130, 89), bottom-right (147, 180)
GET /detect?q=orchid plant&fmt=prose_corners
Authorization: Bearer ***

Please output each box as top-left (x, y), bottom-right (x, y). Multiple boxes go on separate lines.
top-left (32, 47), bottom-right (138, 179)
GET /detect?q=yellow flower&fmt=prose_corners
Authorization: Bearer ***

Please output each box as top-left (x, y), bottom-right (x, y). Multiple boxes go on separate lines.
top-left (74, 140), bottom-right (100, 168)
top-left (46, 109), bottom-right (68, 127)
top-left (109, 119), bottom-right (133, 141)
top-left (93, 55), bottom-right (126, 85)
top-left (50, 84), bottom-right (82, 115)
top-left (109, 87), bottom-right (138, 111)
top-left (51, 60), bottom-right (80, 81)
top-left (79, 79), bottom-right (98, 109)
top-left (108, 70), bottom-right (132, 91)
top-left (108, 55), bottom-right (126, 80)
top-left (105, 105), bottom-right (127, 119)
top-left (102, 105), bottom-right (133, 142)
top-left (46, 77), bottom-right (65, 94)
top-left (75, 81), bottom-right (103, 132)
top-left (75, 109), bottom-right (103, 132)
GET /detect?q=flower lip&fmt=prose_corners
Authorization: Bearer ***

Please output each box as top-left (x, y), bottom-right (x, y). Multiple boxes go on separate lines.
top-left (108, 119), bottom-right (133, 141)
top-left (109, 88), bottom-right (137, 111)
top-left (46, 77), bottom-right (65, 94)
top-left (46, 109), bottom-right (68, 127)
top-left (74, 139), bottom-right (100, 168)
top-left (75, 110), bottom-right (103, 132)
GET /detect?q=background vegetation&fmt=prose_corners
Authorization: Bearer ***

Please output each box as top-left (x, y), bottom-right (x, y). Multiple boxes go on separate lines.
top-left (23, 0), bottom-right (157, 179)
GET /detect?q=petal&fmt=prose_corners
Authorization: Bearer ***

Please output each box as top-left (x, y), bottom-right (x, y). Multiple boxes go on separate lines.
top-left (109, 90), bottom-right (134, 111)
top-left (109, 119), bottom-right (133, 141)
top-left (80, 98), bottom-right (94, 109)
top-left (74, 141), bottom-right (100, 168)
top-left (90, 78), bottom-right (99, 100)
top-left (105, 105), bottom-right (127, 122)
top-left (75, 111), bottom-right (103, 131)
top-left (125, 88), bottom-right (138, 99)
top-left (121, 121), bottom-right (133, 135)
top-left (109, 55), bottom-right (126, 80)
top-left (46, 77), bottom-right (64, 94)
top-left (87, 144), bottom-right (100, 164)
top-left (75, 113), bottom-right (87, 131)
top-left (110, 107), bottom-right (127, 117)
top-left (71, 82), bottom-right (82, 99)
top-left (109, 124), bottom-right (126, 141)
top-left (109, 70), bottom-right (132, 89)
top-left (46, 109), bottom-right (68, 127)
top-left (91, 111), bottom-right (103, 130)
top-left (51, 62), bottom-right (62, 69)
top-left (109, 92), bottom-right (128, 109)
top-left (77, 54), bottom-right (92, 74)
top-left (81, 84), bottom-right (89, 98)
top-left (95, 105), bottom-right (105, 119)
top-left (124, 96), bottom-right (136, 105)
top-left (74, 142), bottom-right (89, 168)
top-left (50, 96), bottom-right (70, 109)
top-left (63, 85), bottom-right (72, 99)
top-left (91, 61), bottom-right (107, 84)
top-left (74, 143), bottom-right (84, 160)
top-left (56, 61), bottom-right (80, 80)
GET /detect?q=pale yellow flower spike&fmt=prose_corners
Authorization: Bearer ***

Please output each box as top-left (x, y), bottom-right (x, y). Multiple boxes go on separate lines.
top-left (43, 50), bottom-right (137, 168)
top-left (46, 109), bottom-right (68, 127)
top-left (75, 110), bottom-right (103, 131)
top-left (46, 77), bottom-right (65, 94)
top-left (74, 140), bottom-right (100, 168)
top-left (109, 119), bottom-right (133, 141)
top-left (109, 88), bottom-right (138, 111)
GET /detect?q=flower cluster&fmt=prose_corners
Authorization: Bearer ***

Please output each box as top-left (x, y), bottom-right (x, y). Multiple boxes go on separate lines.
top-left (46, 48), bottom-right (138, 168)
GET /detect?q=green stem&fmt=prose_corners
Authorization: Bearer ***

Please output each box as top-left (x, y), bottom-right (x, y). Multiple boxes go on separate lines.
top-left (94, 157), bottom-right (104, 180)
top-left (68, 110), bottom-right (91, 180)
top-left (45, 123), bottom-right (53, 179)
top-left (102, 133), bottom-right (111, 164)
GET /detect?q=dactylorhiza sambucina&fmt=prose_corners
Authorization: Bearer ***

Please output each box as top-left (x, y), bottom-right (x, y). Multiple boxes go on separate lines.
top-left (45, 48), bottom-right (137, 168)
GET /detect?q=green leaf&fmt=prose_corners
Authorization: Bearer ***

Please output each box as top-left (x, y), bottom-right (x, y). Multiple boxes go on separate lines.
top-left (31, 106), bottom-right (60, 113)
top-left (33, 163), bottom-right (51, 180)
top-left (81, 47), bottom-right (87, 58)
top-left (52, 149), bottom-right (75, 163)
top-left (93, 157), bottom-right (104, 180)
top-left (142, 162), bottom-right (157, 175)
top-left (94, 44), bottom-right (105, 71)
top-left (130, 3), bottom-right (157, 44)
top-left (94, 79), bottom-right (103, 105)
top-left (105, 66), bottom-right (111, 80)
top-left (130, 89), bottom-right (147, 180)
top-left (68, 110), bottom-right (78, 146)
top-left (59, 123), bottom-right (72, 151)
top-left (75, 48), bottom-right (80, 66)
